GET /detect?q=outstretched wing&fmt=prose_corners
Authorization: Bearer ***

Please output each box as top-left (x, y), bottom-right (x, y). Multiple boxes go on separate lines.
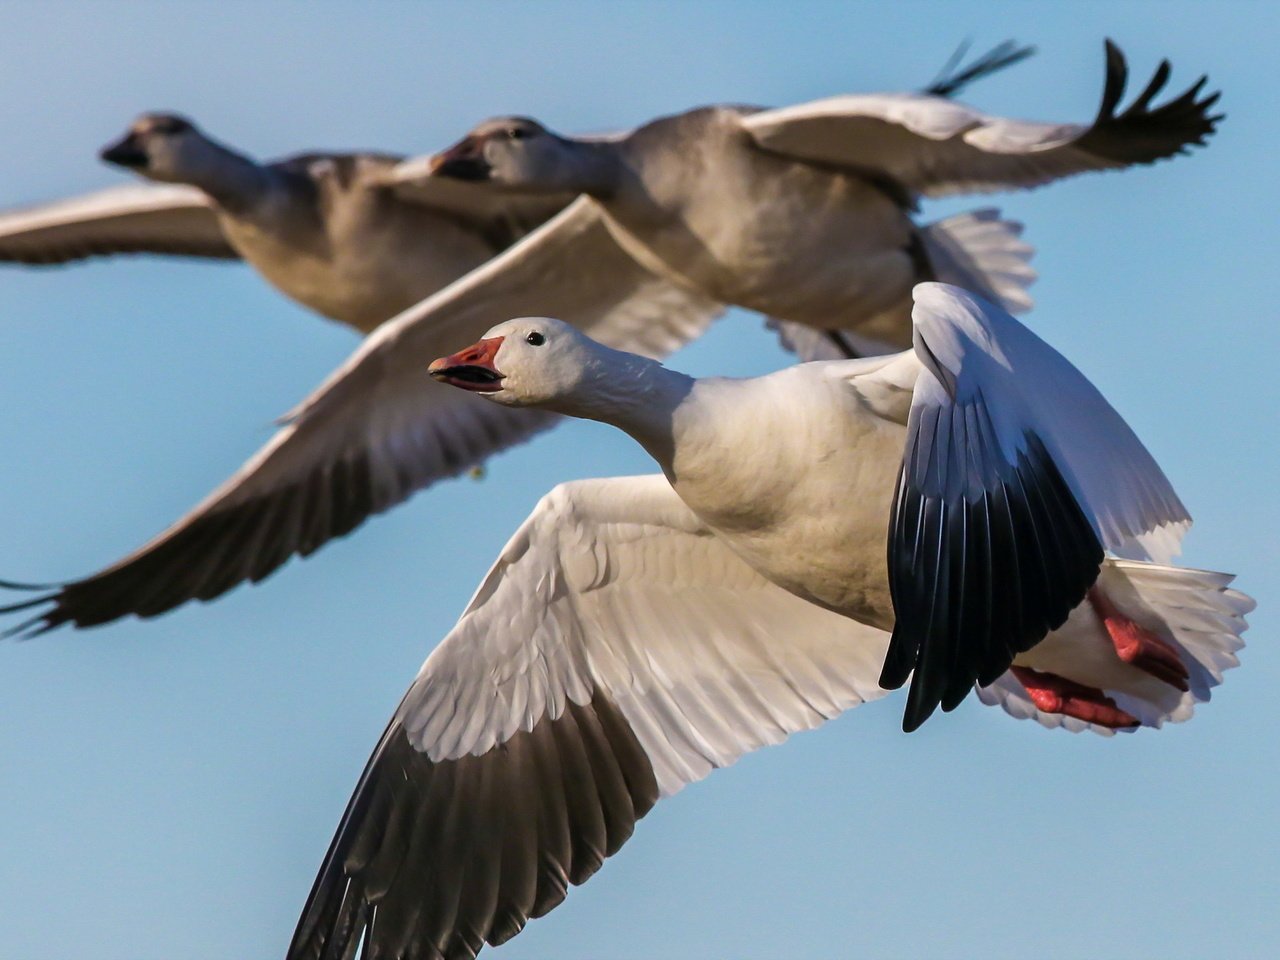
top-left (289, 475), bottom-right (891, 960)
top-left (0, 183), bottom-right (236, 263)
top-left (742, 40), bottom-right (1221, 198)
top-left (1, 198), bottom-right (722, 635)
top-left (871, 283), bottom-right (1189, 731)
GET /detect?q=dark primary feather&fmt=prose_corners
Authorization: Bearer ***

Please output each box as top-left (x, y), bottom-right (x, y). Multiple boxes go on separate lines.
top-left (0, 406), bottom-right (559, 638)
top-left (289, 692), bottom-right (659, 960)
top-left (924, 40), bottom-right (1037, 98)
top-left (1074, 39), bottom-right (1223, 165)
top-left (880, 388), bottom-right (1104, 732)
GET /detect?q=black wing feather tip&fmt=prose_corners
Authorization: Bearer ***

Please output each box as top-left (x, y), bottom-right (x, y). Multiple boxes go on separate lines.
top-left (1086, 41), bottom-right (1222, 165)
top-left (885, 409), bottom-right (1104, 732)
top-left (0, 576), bottom-right (63, 591)
top-left (288, 693), bottom-right (656, 960)
top-left (925, 39), bottom-right (1036, 98)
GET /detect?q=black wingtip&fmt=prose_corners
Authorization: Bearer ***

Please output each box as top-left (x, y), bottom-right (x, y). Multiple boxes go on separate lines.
top-left (1084, 39), bottom-right (1223, 164)
top-left (1, 608), bottom-right (56, 641)
top-left (1098, 39), bottom-right (1130, 121)
top-left (924, 39), bottom-right (1036, 99)
top-left (0, 577), bottom-right (62, 591)
top-left (900, 694), bottom-right (935, 734)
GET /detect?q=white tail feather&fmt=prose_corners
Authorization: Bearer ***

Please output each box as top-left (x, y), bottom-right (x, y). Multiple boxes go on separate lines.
top-left (977, 559), bottom-right (1253, 735)
top-left (921, 208), bottom-right (1036, 314)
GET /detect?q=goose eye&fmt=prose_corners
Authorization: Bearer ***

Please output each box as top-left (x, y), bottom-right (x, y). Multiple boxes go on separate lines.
top-left (506, 127), bottom-right (529, 141)
top-left (525, 331), bottom-right (546, 346)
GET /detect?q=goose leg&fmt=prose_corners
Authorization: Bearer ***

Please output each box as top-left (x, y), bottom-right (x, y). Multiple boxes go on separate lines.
top-left (1088, 587), bottom-right (1190, 691)
top-left (1010, 666), bottom-right (1141, 729)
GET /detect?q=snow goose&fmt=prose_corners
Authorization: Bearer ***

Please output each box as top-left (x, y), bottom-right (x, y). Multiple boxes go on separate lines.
top-left (422, 39), bottom-right (1218, 358)
top-left (0, 112), bottom-right (579, 332)
top-left (285, 283), bottom-right (1251, 959)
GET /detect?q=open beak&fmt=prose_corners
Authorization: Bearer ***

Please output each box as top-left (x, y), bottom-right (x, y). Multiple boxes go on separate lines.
top-left (429, 336), bottom-right (506, 392)
top-left (428, 136), bottom-right (491, 181)
top-left (99, 132), bottom-right (148, 169)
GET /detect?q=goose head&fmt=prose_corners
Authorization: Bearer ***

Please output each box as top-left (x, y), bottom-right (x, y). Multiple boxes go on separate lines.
top-left (99, 113), bottom-right (226, 185)
top-left (429, 117), bottom-right (613, 194)
top-left (429, 317), bottom-right (605, 408)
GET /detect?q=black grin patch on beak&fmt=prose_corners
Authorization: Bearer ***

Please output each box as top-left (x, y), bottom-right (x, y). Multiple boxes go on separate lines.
top-left (100, 138), bottom-right (148, 169)
top-left (434, 155), bottom-right (491, 182)
top-left (429, 364), bottom-right (505, 392)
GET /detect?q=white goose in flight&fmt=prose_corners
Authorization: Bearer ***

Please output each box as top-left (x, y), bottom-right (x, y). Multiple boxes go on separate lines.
top-left (423, 39), bottom-right (1219, 358)
top-left (0, 112), bottom-right (576, 333)
top-left (286, 283), bottom-right (1251, 960)
top-left (0, 41), bottom-right (1219, 634)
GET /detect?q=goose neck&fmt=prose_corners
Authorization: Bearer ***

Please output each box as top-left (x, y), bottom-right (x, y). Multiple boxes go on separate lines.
top-left (190, 141), bottom-right (275, 213)
top-left (561, 137), bottom-right (623, 198)
top-left (557, 353), bottom-right (693, 464)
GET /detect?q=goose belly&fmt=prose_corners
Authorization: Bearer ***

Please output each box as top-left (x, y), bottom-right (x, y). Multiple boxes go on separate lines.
top-left (218, 206), bottom-right (496, 333)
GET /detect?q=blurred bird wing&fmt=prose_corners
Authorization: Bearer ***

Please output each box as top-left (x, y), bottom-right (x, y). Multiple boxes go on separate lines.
top-left (743, 41), bottom-right (1220, 197)
top-left (0, 183), bottom-right (237, 263)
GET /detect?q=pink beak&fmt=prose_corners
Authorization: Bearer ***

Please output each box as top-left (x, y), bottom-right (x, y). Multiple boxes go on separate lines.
top-left (428, 336), bottom-right (506, 392)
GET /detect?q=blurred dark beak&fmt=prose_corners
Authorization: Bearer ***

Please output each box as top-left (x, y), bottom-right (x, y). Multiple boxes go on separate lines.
top-left (100, 133), bottom-right (148, 169)
top-left (429, 136), bottom-right (491, 181)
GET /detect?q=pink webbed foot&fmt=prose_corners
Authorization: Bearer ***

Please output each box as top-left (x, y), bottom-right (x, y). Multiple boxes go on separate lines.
top-left (1011, 666), bottom-right (1141, 729)
top-left (1088, 588), bottom-right (1190, 691)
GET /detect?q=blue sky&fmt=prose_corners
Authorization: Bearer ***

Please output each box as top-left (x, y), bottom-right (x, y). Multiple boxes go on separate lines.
top-left (0, 2), bottom-right (1275, 957)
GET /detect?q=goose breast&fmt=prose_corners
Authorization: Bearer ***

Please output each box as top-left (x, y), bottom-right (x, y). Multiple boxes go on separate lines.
top-left (663, 365), bottom-right (906, 626)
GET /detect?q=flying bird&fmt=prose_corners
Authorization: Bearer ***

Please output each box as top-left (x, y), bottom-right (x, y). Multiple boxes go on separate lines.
top-left (287, 283), bottom-right (1251, 959)
top-left (0, 112), bottom-right (574, 333)
top-left (422, 39), bottom-right (1218, 358)
top-left (0, 40), bottom-right (1220, 633)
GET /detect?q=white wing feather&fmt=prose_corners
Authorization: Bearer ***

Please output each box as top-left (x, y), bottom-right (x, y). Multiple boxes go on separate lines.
top-left (402, 475), bottom-right (890, 796)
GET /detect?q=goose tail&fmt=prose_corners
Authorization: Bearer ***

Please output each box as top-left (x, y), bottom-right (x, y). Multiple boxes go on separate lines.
top-left (921, 208), bottom-right (1036, 314)
top-left (978, 559), bottom-right (1253, 735)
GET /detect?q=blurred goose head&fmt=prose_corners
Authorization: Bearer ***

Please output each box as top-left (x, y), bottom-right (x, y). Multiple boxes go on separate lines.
top-left (100, 113), bottom-right (235, 186)
top-left (429, 117), bottom-right (617, 195)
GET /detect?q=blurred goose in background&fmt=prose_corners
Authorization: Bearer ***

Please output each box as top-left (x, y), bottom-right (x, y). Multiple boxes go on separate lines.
top-left (285, 283), bottom-right (1251, 960)
top-left (0, 112), bottom-right (576, 333)
top-left (0, 41), bottom-right (1221, 635)
top-left (422, 39), bottom-right (1219, 358)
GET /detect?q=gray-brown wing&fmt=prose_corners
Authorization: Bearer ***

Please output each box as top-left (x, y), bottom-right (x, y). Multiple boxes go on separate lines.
top-left (0, 183), bottom-right (237, 263)
top-left (0, 198), bottom-right (722, 635)
top-left (743, 40), bottom-right (1221, 198)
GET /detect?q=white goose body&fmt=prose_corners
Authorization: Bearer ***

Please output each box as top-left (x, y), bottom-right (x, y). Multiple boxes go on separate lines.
top-left (278, 283), bottom-right (1250, 960)
top-left (657, 363), bottom-right (906, 626)
top-left (604, 107), bottom-right (919, 344)
top-left (425, 41), bottom-right (1221, 355)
